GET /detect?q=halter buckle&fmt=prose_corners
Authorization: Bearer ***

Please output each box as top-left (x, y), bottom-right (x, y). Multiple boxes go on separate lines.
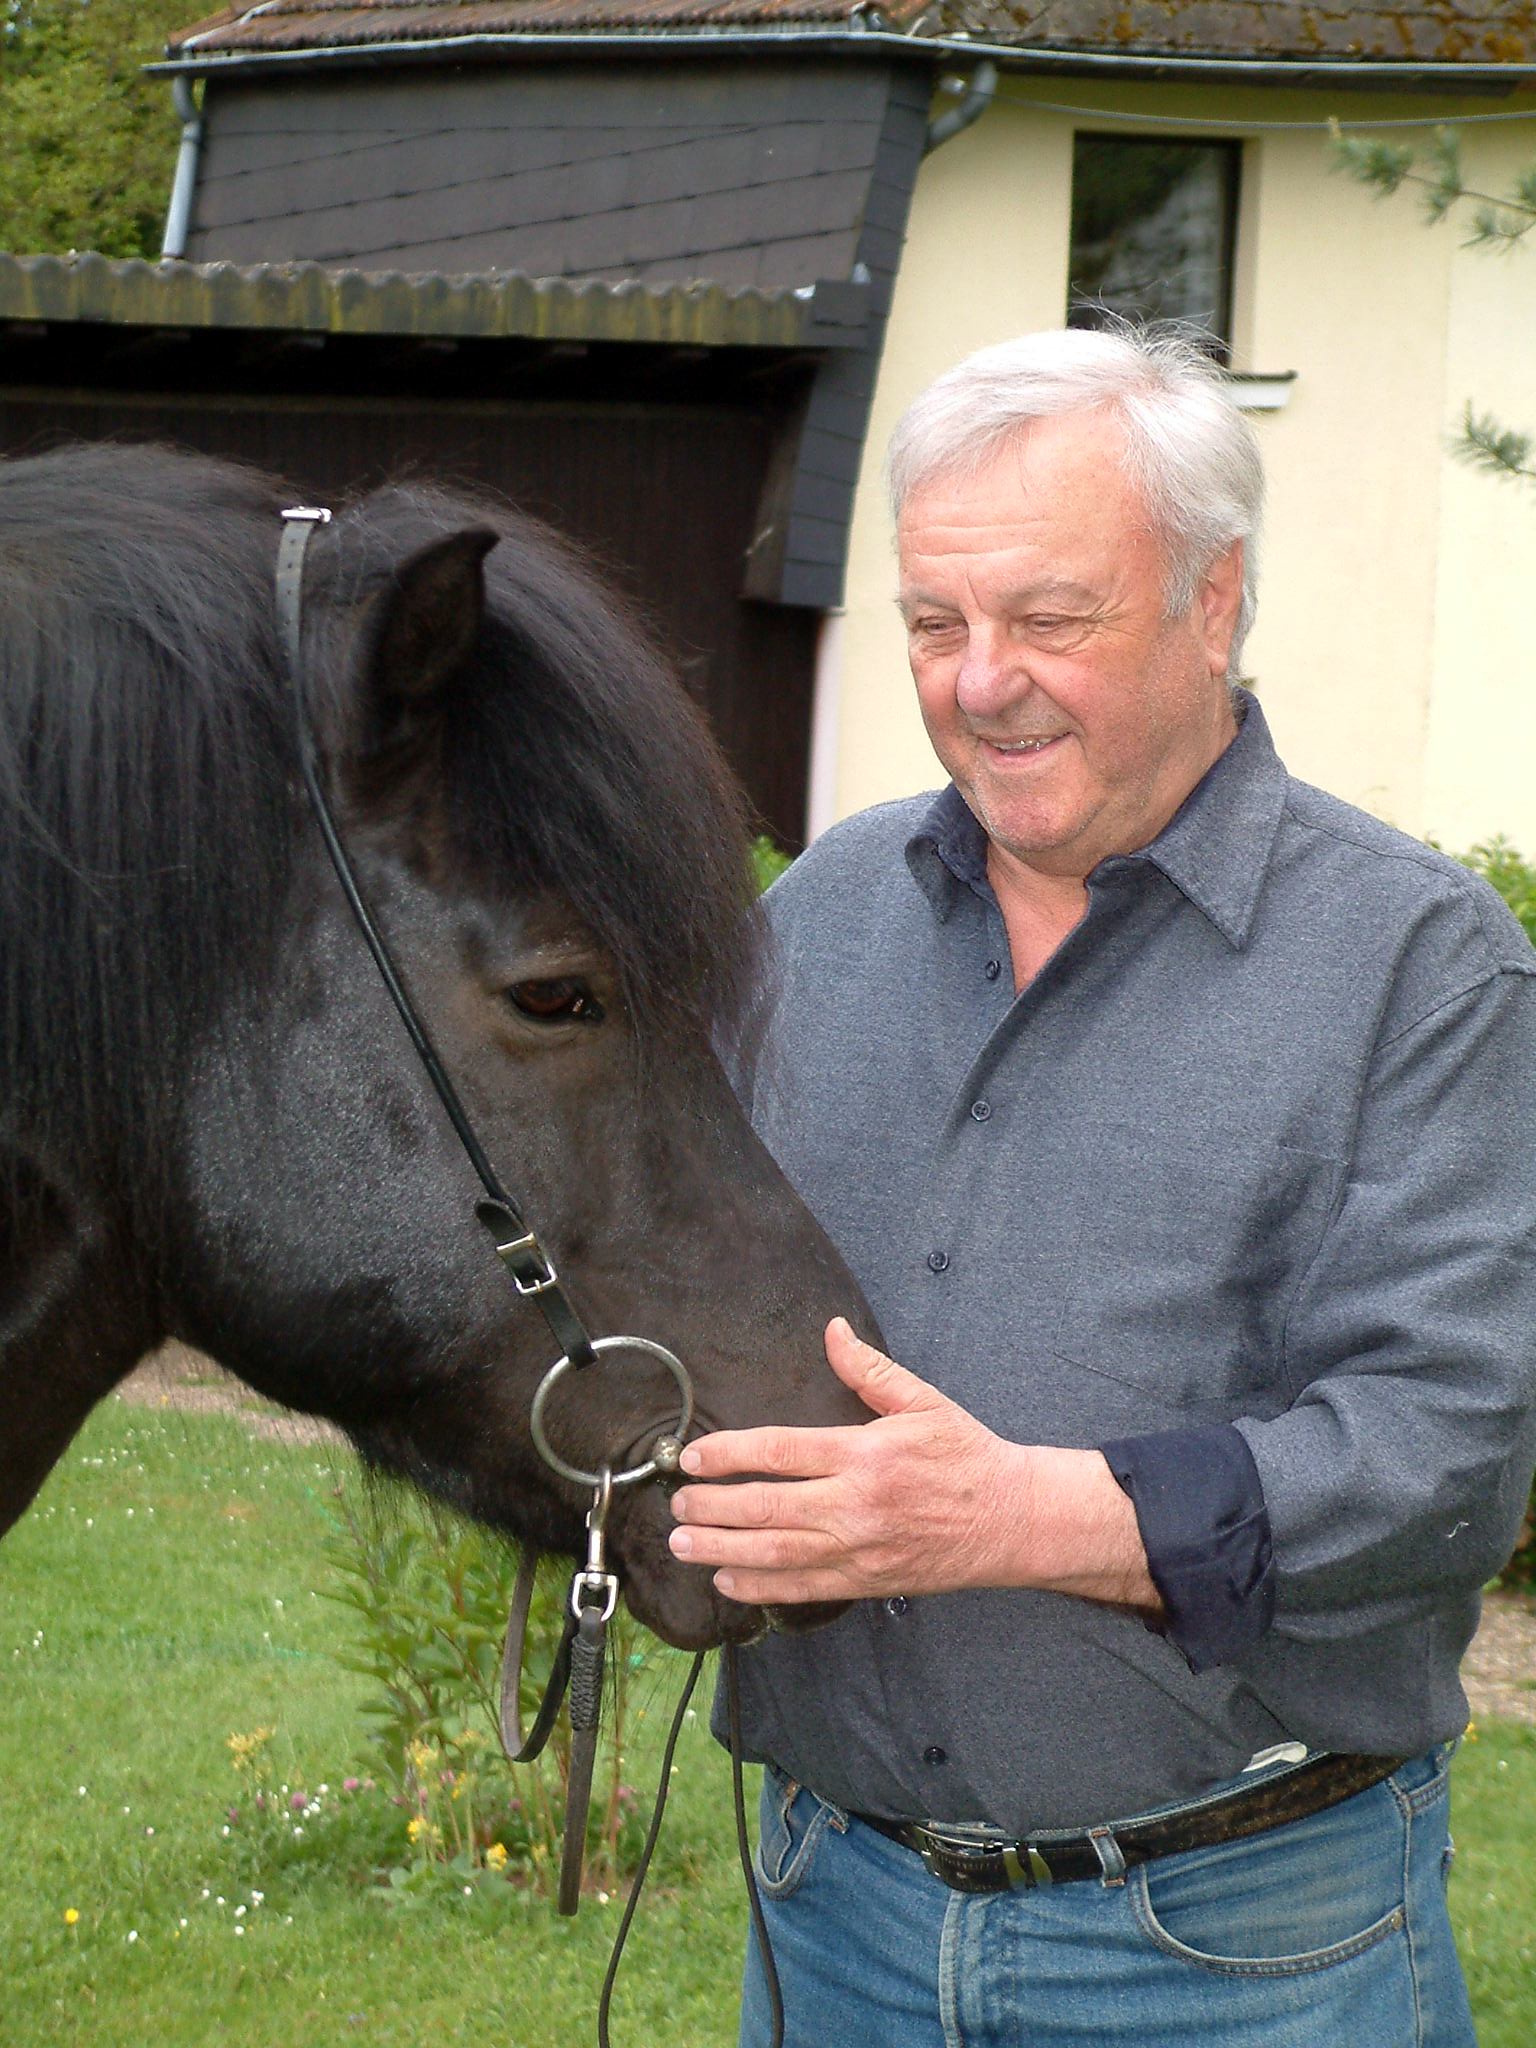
top-left (489, 1225), bottom-right (562, 1297)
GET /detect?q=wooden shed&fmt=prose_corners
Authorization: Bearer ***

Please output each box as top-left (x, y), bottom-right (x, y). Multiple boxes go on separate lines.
top-left (0, 251), bottom-right (872, 846)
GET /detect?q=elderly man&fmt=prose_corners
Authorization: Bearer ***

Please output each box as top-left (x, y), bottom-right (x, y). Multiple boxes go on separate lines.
top-left (668, 327), bottom-right (1536, 2046)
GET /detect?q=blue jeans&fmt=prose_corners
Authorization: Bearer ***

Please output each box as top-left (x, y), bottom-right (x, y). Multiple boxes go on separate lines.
top-left (740, 1749), bottom-right (1475, 2047)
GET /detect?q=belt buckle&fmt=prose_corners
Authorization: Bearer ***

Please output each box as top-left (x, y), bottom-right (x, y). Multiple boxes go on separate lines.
top-left (915, 1826), bottom-right (1050, 1891)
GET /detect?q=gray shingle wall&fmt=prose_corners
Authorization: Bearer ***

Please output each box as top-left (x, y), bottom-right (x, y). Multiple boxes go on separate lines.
top-left (184, 61), bottom-right (909, 286)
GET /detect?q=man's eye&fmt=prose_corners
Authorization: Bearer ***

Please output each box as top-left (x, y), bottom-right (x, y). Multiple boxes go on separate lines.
top-left (506, 978), bottom-right (605, 1025)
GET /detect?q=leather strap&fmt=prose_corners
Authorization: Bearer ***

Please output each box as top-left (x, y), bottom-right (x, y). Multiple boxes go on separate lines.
top-left (856, 1750), bottom-right (1409, 1892)
top-left (276, 510), bottom-right (597, 1371)
top-left (498, 1548), bottom-right (578, 1765)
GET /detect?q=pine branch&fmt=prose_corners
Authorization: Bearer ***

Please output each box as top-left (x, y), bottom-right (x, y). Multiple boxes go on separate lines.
top-left (1420, 127), bottom-right (1465, 224)
top-left (1456, 403), bottom-right (1536, 486)
top-left (1330, 124), bottom-right (1414, 195)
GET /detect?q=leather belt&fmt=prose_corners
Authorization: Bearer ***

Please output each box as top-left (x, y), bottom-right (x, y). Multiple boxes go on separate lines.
top-left (854, 1750), bottom-right (1408, 1893)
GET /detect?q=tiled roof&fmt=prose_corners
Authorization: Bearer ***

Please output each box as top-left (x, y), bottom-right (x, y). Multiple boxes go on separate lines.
top-left (167, 0), bottom-right (1536, 63)
top-left (0, 249), bottom-right (870, 349)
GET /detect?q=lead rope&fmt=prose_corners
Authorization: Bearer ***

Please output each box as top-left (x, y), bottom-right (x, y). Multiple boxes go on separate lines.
top-left (595, 1647), bottom-right (782, 2048)
top-left (501, 1548), bottom-right (785, 2046)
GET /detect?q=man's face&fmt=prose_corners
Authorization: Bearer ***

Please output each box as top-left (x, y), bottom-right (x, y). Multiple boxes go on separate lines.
top-left (897, 409), bottom-right (1244, 887)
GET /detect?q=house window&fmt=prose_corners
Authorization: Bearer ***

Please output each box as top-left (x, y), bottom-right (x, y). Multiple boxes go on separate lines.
top-left (1067, 135), bottom-right (1241, 353)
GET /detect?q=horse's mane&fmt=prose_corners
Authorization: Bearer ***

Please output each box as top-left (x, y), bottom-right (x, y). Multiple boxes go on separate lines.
top-left (0, 441), bottom-right (759, 1213)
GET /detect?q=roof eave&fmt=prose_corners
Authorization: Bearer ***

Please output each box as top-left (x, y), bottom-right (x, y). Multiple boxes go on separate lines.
top-left (0, 251), bottom-right (872, 352)
top-left (148, 27), bottom-right (1536, 93)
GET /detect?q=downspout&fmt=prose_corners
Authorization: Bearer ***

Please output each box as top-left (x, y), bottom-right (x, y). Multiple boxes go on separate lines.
top-left (161, 76), bottom-right (205, 261)
top-left (925, 60), bottom-right (998, 153)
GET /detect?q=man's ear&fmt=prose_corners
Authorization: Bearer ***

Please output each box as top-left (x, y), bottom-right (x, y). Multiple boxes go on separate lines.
top-left (354, 526), bottom-right (501, 738)
top-left (1199, 539), bottom-right (1245, 680)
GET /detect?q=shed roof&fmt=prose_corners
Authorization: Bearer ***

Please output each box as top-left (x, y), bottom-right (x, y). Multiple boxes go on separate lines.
top-left (168, 0), bottom-right (1536, 65)
top-left (0, 249), bottom-right (869, 349)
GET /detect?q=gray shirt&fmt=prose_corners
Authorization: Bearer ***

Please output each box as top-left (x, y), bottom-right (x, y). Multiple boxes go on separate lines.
top-left (726, 695), bottom-right (1536, 1833)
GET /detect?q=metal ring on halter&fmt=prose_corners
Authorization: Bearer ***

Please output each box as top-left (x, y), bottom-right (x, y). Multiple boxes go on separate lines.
top-left (530, 1335), bottom-right (694, 1490)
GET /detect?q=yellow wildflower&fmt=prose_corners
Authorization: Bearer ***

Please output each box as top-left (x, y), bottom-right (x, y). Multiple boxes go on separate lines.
top-left (406, 1740), bottom-right (439, 1777)
top-left (226, 1728), bottom-right (275, 1773)
top-left (406, 1816), bottom-right (440, 1848)
top-left (63, 1908), bottom-right (80, 1926)
top-left (485, 1842), bottom-right (509, 1872)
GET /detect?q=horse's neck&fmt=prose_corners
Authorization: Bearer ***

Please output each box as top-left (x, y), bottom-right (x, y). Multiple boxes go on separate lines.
top-left (0, 1188), bottom-right (158, 1538)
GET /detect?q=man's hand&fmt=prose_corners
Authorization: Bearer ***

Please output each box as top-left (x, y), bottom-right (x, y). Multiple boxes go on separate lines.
top-left (667, 1318), bottom-right (1162, 1614)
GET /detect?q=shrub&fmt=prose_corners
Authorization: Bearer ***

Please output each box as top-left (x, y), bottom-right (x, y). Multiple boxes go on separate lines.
top-left (319, 1488), bottom-right (651, 1900)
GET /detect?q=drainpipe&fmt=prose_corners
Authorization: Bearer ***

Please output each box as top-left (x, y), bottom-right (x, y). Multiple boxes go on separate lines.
top-left (160, 76), bottom-right (205, 261)
top-left (925, 60), bottom-right (998, 153)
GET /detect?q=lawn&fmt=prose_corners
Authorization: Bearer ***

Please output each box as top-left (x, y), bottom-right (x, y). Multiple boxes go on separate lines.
top-left (2, 1399), bottom-right (1533, 2046)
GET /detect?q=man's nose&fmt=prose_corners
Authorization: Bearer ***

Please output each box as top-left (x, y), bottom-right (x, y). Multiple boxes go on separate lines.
top-left (954, 623), bottom-right (1029, 720)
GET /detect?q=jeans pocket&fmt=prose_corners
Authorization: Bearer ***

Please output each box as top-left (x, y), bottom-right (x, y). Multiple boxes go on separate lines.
top-left (754, 1766), bottom-right (842, 1901)
top-left (1129, 1784), bottom-right (1408, 1977)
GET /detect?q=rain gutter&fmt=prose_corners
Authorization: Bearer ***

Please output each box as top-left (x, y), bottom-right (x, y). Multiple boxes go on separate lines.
top-left (147, 31), bottom-right (1536, 94)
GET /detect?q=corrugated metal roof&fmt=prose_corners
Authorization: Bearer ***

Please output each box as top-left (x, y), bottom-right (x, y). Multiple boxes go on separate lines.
top-left (0, 250), bottom-right (870, 348)
top-left (167, 0), bottom-right (1536, 63)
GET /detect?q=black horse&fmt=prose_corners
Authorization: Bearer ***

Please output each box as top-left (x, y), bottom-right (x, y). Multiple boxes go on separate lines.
top-left (0, 442), bottom-right (870, 1649)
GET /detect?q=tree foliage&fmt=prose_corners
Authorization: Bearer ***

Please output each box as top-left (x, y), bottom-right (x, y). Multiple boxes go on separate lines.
top-left (1331, 120), bottom-right (1536, 489)
top-left (0, 1), bottom-right (196, 260)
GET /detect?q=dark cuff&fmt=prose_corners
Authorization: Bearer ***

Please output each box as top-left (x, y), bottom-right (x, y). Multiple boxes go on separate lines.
top-left (1099, 1424), bottom-right (1275, 1674)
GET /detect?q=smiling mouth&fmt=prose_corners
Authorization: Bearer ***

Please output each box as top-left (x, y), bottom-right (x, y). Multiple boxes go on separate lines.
top-left (982, 734), bottom-right (1068, 758)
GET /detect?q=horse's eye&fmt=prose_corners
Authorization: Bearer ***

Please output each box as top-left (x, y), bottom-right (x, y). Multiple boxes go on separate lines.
top-left (506, 977), bottom-right (605, 1025)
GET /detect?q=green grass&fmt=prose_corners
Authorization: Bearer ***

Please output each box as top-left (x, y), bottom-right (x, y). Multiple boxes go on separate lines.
top-left (3, 1400), bottom-right (1534, 2045)
top-left (0, 1402), bottom-right (751, 2048)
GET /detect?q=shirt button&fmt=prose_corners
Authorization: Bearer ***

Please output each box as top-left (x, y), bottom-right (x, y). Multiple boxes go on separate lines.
top-left (923, 1746), bottom-right (948, 1766)
top-left (969, 1099), bottom-right (992, 1122)
top-left (927, 1249), bottom-right (950, 1273)
top-left (984, 958), bottom-right (1002, 981)
top-left (885, 1595), bottom-right (909, 1617)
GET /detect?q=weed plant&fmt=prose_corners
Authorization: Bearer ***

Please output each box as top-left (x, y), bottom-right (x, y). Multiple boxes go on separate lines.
top-left (319, 1489), bottom-right (649, 1902)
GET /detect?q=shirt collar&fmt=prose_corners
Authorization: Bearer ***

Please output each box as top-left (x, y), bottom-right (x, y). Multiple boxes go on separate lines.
top-left (904, 691), bottom-right (1289, 950)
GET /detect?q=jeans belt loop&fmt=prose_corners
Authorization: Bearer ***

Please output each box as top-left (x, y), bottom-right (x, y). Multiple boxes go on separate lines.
top-left (1088, 1824), bottom-right (1127, 1887)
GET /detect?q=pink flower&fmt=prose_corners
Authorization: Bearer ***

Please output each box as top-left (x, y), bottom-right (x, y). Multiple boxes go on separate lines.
top-left (343, 1778), bottom-right (361, 1793)
top-left (289, 1792), bottom-right (307, 1813)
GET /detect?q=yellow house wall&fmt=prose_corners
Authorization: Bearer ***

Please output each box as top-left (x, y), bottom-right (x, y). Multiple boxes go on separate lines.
top-left (829, 78), bottom-right (1536, 855)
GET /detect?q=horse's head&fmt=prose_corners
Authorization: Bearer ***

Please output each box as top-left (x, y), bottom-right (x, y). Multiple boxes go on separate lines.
top-left (154, 474), bottom-right (877, 1649)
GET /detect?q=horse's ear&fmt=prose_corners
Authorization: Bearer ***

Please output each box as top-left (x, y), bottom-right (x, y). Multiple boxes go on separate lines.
top-left (358, 527), bottom-right (501, 712)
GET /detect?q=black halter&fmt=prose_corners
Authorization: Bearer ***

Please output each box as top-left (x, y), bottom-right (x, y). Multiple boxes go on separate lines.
top-left (276, 510), bottom-right (599, 1364)
top-left (274, 508), bottom-right (782, 2045)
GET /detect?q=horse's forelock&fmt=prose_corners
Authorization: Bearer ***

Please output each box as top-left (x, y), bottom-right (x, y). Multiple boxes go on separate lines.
top-left (325, 481), bottom-right (763, 1047)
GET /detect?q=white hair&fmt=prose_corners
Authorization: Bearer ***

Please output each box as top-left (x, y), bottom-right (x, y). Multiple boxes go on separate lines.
top-left (886, 325), bottom-right (1264, 674)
